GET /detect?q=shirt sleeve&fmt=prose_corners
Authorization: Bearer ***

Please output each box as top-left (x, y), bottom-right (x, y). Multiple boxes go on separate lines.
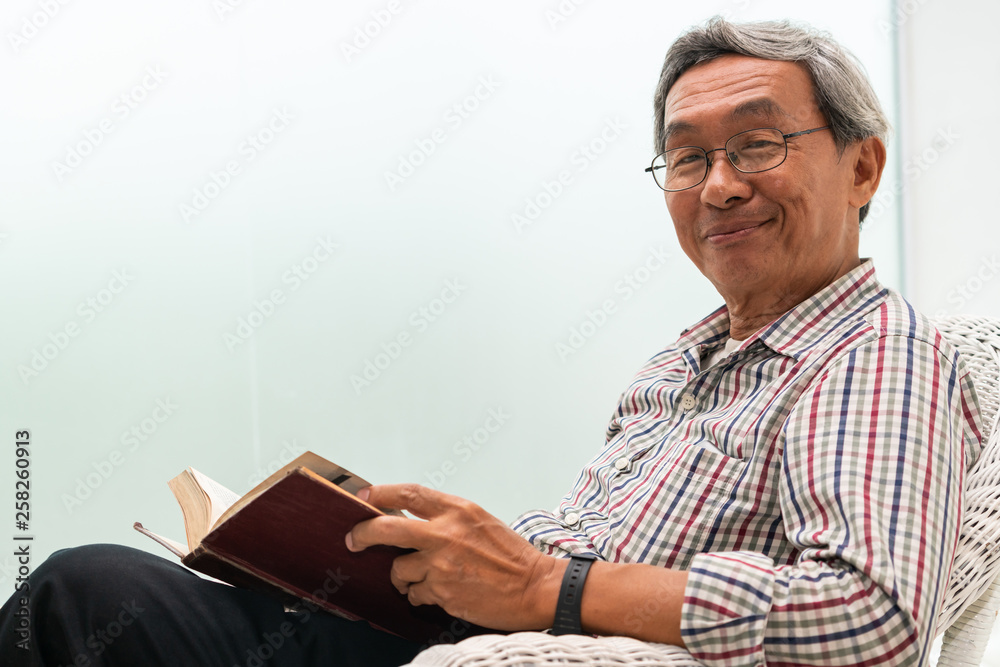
top-left (509, 509), bottom-right (598, 558)
top-left (681, 334), bottom-right (981, 667)
top-left (509, 387), bottom-right (634, 558)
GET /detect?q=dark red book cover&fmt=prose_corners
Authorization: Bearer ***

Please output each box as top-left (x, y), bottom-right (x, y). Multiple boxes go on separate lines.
top-left (181, 467), bottom-right (465, 643)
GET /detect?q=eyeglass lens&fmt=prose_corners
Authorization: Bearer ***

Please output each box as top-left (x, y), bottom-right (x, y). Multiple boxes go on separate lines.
top-left (651, 128), bottom-right (789, 191)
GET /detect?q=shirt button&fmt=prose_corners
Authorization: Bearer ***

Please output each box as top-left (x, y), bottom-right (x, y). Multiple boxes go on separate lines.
top-left (564, 512), bottom-right (581, 527)
top-left (614, 457), bottom-right (629, 471)
top-left (680, 394), bottom-right (696, 410)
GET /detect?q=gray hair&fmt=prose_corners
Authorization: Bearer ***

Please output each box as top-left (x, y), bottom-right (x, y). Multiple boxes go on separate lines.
top-left (652, 17), bottom-right (890, 222)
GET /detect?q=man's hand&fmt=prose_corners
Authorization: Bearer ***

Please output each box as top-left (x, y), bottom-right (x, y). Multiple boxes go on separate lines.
top-left (346, 483), bottom-right (566, 631)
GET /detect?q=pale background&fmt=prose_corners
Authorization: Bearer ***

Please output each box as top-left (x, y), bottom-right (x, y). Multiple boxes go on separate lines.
top-left (0, 0), bottom-right (997, 661)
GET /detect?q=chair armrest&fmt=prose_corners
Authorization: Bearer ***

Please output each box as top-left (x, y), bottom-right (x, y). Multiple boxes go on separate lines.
top-left (937, 575), bottom-right (1000, 667)
top-left (406, 632), bottom-right (701, 666)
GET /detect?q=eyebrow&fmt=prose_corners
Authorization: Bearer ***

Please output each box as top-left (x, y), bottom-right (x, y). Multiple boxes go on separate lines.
top-left (663, 98), bottom-right (792, 145)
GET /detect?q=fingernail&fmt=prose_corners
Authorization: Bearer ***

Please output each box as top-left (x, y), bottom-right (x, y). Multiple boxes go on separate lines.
top-left (357, 487), bottom-right (370, 501)
top-left (345, 532), bottom-right (355, 551)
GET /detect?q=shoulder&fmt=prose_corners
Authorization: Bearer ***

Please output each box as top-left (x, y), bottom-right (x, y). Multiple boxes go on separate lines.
top-left (790, 284), bottom-right (970, 403)
top-left (860, 288), bottom-right (961, 367)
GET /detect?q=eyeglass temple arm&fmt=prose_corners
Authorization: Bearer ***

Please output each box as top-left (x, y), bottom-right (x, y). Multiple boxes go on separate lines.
top-left (782, 126), bottom-right (830, 139)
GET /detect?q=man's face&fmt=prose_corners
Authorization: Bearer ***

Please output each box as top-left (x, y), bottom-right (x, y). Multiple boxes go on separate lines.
top-left (662, 54), bottom-right (864, 308)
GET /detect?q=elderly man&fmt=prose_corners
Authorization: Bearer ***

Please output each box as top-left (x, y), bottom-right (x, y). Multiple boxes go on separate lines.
top-left (0, 17), bottom-right (982, 667)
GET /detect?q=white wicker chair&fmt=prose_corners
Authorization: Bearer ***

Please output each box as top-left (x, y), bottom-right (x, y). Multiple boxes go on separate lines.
top-left (935, 316), bottom-right (1000, 667)
top-left (407, 315), bottom-right (1000, 667)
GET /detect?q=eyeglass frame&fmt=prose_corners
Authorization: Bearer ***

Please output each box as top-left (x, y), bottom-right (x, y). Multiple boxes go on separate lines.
top-left (644, 126), bottom-right (832, 192)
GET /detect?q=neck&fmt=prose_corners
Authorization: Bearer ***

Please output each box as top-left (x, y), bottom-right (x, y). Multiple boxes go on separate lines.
top-left (721, 258), bottom-right (863, 340)
top-left (726, 307), bottom-right (787, 341)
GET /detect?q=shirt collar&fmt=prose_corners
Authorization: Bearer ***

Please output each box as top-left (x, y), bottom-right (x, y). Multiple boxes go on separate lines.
top-left (676, 259), bottom-right (889, 364)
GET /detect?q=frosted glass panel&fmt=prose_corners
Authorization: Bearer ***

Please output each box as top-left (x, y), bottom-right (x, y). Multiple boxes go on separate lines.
top-left (0, 1), bottom-right (898, 575)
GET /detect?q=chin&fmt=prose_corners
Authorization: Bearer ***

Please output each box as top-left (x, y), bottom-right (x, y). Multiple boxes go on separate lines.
top-left (707, 261), bottom-right (770, 293)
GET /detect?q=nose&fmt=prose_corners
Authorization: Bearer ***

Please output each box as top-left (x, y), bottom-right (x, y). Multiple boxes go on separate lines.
top-left (699, 148), bottom-right (753, 209)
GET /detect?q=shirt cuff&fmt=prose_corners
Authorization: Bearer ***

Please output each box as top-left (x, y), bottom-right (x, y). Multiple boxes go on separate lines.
top-left (682, 551), bottom-right (775, 667)
top-left (509, 510), bottom-right (597, 557)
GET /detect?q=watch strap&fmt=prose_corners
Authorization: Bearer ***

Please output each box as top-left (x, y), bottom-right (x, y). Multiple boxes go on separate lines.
top-left (551, 553), bottom-right (598, 635)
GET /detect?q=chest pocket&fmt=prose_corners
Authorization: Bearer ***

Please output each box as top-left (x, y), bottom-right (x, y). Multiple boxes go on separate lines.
top-left (605, 440), bottom-right (749, 568)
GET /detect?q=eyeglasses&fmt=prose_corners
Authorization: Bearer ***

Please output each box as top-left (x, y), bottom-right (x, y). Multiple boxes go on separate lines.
top-left (645, 126), bottom-right (831, 192)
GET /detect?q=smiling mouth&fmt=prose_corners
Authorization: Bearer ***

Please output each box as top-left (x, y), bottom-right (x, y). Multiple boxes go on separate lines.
top-left (706, 219), bottom-right (770, 243)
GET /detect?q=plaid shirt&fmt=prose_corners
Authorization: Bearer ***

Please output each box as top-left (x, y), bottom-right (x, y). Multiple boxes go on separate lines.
top-left (512, 260), bottom-right (983, 667)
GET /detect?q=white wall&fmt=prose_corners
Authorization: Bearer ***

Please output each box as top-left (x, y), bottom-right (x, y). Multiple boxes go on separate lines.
top-left (901, 0), bottom-right (1000, 661)
top-left (0, 0), bottom-right (903, 641)
top-left (901, 0), bottom-right (1000, 320)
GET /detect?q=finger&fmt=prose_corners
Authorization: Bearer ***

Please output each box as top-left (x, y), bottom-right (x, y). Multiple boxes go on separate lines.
top-left (406, 581), bottom-right (436, 608)
top-left (346, 514), bottom-right (431, 552)
top-left (389, 552), bottom-right (427, 595)
top-left (360, 483), bottom-right (461, 520)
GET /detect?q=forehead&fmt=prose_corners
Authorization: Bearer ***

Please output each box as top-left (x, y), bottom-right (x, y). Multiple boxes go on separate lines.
top-left (663, 54), bottom-right (820, 139)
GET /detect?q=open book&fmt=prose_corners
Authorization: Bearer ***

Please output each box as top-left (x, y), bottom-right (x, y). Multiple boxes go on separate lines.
top-left (135, 452), bottom-right (467, 643)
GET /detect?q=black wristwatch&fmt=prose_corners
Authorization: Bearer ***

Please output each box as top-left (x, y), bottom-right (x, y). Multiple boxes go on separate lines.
top-left (551, 553), bottom-right (599, 635)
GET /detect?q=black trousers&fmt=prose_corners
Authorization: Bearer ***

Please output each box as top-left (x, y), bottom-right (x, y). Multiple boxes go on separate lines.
top-left (0, 544), bottom-right (426, 666)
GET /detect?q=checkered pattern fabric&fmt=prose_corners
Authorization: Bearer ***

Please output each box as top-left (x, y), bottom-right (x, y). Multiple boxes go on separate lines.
top-left (512, 260), bottom-right (983, 667)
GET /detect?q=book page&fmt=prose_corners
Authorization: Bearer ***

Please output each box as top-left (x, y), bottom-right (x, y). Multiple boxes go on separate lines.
top-left (189, 468), bottom-right (242, 529)
top-left (285, 453), bottom-right (403, 516)
top-left (133, 522), bottom-right (188, 558)
top-left (291, 452), bottom-right (373, 495)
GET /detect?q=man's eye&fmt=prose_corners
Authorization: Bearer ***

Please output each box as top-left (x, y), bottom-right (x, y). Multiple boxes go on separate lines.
top-left (743, 140), bottom-right (781, 151)
top-left (672, 153), bottom-right (705, 166)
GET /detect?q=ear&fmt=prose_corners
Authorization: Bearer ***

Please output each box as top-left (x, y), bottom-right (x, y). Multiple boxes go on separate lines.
top-left (848, 136), bottom-right (887, 209)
